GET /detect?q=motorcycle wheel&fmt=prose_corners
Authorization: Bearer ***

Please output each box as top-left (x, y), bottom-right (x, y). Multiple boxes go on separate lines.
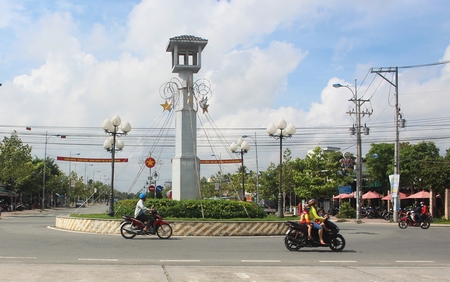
top-left (420, 220), bottom-right (430, 229)
top-left (156, 223), bottom-right (173, 239)
top-left (329, 234), bottom-right (346, 252)
top-left (120, 222), bottom-right (137, 239)
top-left (284, 234), bottom-right (301, 251)
top-left (398, 220), bottom-right (408, 229)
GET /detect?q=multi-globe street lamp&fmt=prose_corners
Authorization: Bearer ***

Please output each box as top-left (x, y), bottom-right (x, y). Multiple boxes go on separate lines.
top-left (102, 115), bottom-right (131, 216)
top-left (267, 118), bottom-right (296, 218)
top-left (230, 137), bottom-right (250, 201)
top-left (242, 133), bottom-right (259, 203)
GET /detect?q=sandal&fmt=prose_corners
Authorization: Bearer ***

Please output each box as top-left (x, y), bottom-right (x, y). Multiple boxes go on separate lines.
top-left (308, 236), bottom-right (313, 240)
top-left (320, 241), bottom-right (326, 245)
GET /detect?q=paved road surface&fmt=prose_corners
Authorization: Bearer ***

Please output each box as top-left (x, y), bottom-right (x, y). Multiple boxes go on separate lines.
top-left (1, 205), bottom-right (449, 281)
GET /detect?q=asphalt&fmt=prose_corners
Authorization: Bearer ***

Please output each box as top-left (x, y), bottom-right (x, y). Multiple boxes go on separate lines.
top-left (0, 207), bottom-right (401, 224)
top-left (3, 206), bottom-right (449, 227)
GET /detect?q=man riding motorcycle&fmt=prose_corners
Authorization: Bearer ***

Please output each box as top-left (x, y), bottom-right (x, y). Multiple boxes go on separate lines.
top-left (135, 193), bottom-right (156, 234)
top-left (419, 201), bottom-right (428, 222)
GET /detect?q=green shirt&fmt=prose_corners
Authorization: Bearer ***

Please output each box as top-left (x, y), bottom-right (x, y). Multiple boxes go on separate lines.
top-left (309, 205), bottom-right (324, 222)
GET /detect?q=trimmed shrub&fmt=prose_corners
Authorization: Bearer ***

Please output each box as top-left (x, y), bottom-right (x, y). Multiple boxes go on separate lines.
top-left (336, 201), bottom-right (356, 219)
top-left (115, 199), bottom-right (267, 219)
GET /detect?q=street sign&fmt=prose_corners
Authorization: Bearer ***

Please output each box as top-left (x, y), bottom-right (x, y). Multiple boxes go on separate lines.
top-left (148, 184), bottom-right (156, 192)
top-left (156, 185), bottom-right (163, 192)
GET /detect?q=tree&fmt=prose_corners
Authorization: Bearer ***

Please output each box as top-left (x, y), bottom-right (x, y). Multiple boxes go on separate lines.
top-left (258, 162), bottom-right (279, 201)
top-left (365, 143), bottom-right (395, 194)
top-left (0, 131), bottom-right (33, 191)
top-left (292, 147), bottom-right (351, 200)
top-left (400, 141), bottom-right (440, 193)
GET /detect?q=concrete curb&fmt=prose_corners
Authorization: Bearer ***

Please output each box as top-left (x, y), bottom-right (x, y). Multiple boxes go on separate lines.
top-left (55, 216), bottom-right (290, 236)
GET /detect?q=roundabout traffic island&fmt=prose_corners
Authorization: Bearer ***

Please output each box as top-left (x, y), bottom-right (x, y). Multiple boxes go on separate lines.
top-left (55, 216), bottom-right (289, 236)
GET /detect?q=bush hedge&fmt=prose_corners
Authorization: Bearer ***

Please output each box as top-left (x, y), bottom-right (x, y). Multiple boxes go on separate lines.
top-left (336, 201), bottom-right (356, 219)
top-left (115, 199), bottom-right (267, 219)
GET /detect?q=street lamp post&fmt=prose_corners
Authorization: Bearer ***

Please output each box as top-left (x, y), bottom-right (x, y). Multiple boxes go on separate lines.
top-left (242, 133), bottom-right (259, 203)
top-left (211, 153), bottom-right (223, 197)
top-left (230, 137), bottom-right (250, 201)
top-left (333, 80), bottom-right (371, 223)
top-left (267, 118), bottom-right (296, 218)
top-left (68, 151), bottom-right (80, 206)
top-left (43, 132), bottom-right (62, 210)
top-left (102, 115), bottom-right (131, 216)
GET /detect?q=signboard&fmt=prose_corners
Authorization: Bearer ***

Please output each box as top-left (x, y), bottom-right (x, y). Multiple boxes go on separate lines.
top-left (148, 185), bottom-right (156, 193)
top-left (338, 186), bottom-right (352, 194)
top-left (156, 185), bottom-right (163, 193)
top-left (57, 156), bottom-right (128, 163)
top-left (389, 174), bottom-right (400, 198)
top-left (200, 159), bottom-right (241, 164)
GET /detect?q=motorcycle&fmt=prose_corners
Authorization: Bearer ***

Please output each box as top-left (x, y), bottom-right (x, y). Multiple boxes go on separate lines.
top-left (398, 210), bottom-right (431, 229)
top-left (284, 218), bottom-right (346, 252)
top-left (120, 210), bottom-right (173, 239)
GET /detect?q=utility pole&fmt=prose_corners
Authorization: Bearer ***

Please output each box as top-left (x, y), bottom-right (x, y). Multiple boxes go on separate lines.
top-left (370, 67), bottom-right (401, 222)
top-left (333, 79), bottom-right (372, 222)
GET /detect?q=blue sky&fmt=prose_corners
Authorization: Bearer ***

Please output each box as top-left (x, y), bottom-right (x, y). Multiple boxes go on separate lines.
top-left (1, 0), bottom-right (450, 193)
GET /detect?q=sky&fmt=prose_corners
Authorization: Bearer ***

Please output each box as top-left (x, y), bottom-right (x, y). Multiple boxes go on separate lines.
top-left (1, 0), bottom-right (450, 194)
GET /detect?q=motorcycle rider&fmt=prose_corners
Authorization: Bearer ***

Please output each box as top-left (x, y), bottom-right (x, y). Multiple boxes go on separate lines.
top-left (420, 201), bottom-right (428, 222)
top-left (299, 204), bottom-right (313, 240)
top-left (135, 193), bottom-right (156, 234)
top-left (412, 201), bottom-right (422, 223)
top-left (308, 199), bottom-right (327, 245)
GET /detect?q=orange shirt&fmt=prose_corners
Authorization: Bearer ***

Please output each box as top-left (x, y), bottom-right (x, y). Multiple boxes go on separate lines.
top-left (300, 210), bottom-right (311, 224)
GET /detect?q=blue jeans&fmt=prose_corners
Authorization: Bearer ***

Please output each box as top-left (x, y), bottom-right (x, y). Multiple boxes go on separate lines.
top-left (311, 222), bottom-right (322, 230)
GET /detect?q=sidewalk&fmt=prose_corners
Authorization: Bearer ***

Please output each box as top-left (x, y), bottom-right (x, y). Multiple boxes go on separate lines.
top-left (1, 207), bottom-right (68, 217)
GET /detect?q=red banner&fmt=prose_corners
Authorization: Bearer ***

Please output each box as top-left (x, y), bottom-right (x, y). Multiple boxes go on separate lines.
top-left (200, 159), bottom-right (241, 164)
top-left (57, 156), bottom-right (128, 163)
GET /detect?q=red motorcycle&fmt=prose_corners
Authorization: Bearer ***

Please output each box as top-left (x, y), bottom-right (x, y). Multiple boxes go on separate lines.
top-left (398, 210), bottom-right (431, 229)
top-left (120, 210), bottom-right (173, 239)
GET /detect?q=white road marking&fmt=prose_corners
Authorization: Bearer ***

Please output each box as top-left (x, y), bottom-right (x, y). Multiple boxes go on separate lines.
top-left (396, 261), bottom-right (434, 263)
top-left (0, 256), bottom-right (36, 259)
top-left (78, 258), bottom-right (119, 261)
top-left (160, 260), bottom-right (200, 262)
top-left (241, 260), bottom-right (281, 263)
top-left (319, 260), bottom-right (357, 263)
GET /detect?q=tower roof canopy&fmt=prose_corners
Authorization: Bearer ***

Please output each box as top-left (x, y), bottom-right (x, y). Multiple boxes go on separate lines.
top-left (166, 35), bottom-right (208, 52)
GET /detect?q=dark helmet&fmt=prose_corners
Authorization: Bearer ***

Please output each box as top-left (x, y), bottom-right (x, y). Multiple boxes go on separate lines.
top-left (308, 199), bottom-right (316, 205)
top-left (139, 193), bottom-right (147, 199)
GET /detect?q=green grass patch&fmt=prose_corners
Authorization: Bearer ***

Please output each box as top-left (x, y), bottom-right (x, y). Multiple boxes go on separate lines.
top-left (434, 218), bottom-right (450, 224)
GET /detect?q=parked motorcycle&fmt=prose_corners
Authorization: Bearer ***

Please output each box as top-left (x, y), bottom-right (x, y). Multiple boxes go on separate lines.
top-left (284, 218), bottom-right (346, 252)
top-left (398, 210), bottom-right (431, 229)
top-left (120, 210), bottom-right (173, 239)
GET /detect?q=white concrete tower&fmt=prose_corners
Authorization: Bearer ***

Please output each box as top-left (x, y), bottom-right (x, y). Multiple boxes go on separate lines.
top-left (166, 35), bottom-right (208, 200)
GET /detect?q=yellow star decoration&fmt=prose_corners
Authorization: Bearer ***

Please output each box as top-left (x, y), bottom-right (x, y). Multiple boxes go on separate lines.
top-left (160, 100), bottom-right (172, 112)
top-left (201, 103), bottom-right (209, 113)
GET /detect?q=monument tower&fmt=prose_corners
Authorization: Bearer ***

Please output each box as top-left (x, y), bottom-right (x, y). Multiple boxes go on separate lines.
top-left (165, 35), bottom-right (208, 200)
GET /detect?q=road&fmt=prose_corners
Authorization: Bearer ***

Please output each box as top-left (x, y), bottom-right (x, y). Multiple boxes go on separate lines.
top-left (1, 205), bottom-right (449, 281)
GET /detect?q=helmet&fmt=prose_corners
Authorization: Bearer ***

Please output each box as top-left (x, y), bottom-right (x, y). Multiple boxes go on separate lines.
top-left (308, 199), bottom-right (316, 205)
top-left (139, 193), bottom-right (147, 199)
top-left (420, 201), bottom-right (425, 206)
